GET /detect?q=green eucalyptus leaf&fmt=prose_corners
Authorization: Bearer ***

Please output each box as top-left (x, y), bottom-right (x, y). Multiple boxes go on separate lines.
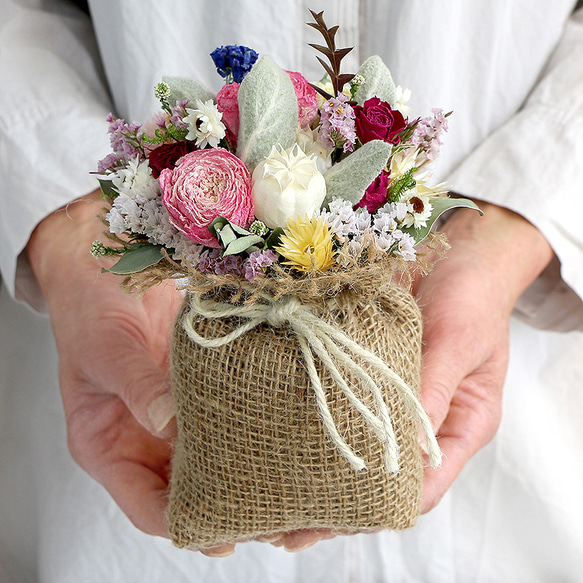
top-left (323, 140), bottom-right (393, 206)
top-left (353, 55), bottom-right (397, 106)
top-left (162, 76), bottom-right (215, 106)
top-left (217, 224), bottom-right (237, 247)
top-left (98, 178), bottom-right (117, 199)
top-left (208, 216), bottom-right (229, 241)
top-left (236, 56), bottom-right (298, 172)
top-left (223, 235), bottom-right (265, 256)
top-left (403, 198), bottom-right (483, 244)
top-left (230, 223), bottom-right (253, 236)
top-left (265, 227), bottom-right (284, 248)
top-left (105, 244), bottom-right (164, 275)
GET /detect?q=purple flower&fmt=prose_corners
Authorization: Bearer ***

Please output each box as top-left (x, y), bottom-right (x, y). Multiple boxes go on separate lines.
top-left (171, 100), bottom-right (190, 131)
top-left (103, 113), bottom-right (145, 163)
top-left (198, 249), bottom-right (222, 273)
top-left (319, 93), bottom-right (357, 153)
top-left (213, 254), bottom-right (244, 276)
top-left (410, 109), bottom-right (449, 161)
top-left (97, 152), bottom-right (124, 173)
top-left (211, 45), bottom-right (259, 83)
top-left (243, 249), bottom-right (278, 282)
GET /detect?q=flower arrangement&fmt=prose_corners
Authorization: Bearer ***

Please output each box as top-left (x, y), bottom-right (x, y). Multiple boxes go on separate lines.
top-left (92, 13), bottom-right (478, 288)
top-left (92, 11), bottom-right (481, 549)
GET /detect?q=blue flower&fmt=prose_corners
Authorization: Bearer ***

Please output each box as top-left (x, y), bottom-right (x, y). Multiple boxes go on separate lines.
top-left (210, 45), bottom-right (259, 83)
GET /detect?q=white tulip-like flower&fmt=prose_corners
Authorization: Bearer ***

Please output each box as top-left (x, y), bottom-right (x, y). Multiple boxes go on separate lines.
top-left (251, 144), bottom-right (327, 229)
top-left (296, 127), bottom-right (332, 174)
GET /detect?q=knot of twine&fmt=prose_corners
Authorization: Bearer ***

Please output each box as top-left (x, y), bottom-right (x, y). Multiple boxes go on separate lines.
top-left (182, 293), bottom-right (442, 473)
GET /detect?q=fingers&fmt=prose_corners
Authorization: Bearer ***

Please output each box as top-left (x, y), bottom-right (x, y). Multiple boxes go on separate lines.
top-left (102, 458), bottom-right (171, 537)
top-left (89, 346), bottom-right (177, 439)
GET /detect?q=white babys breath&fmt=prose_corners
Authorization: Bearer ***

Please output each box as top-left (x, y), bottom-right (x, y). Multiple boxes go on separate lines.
top-left (393, 230), bottom-right (417, 261)
top-left (184, 99), bottom-right (226, 148)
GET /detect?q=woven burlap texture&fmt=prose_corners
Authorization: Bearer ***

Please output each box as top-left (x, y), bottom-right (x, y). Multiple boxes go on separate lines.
top-left (168, 282), bottom-right (424, 549)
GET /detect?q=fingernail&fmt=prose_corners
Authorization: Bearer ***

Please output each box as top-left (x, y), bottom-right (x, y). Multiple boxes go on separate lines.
top-left (147, 393), bottom-right (175, 433)
top-left (284, 539), bottom-right (319, 553)
top-left (255, 534), bottom-right (283, 543)
top-left (201, 547), bottom-right (235, 558)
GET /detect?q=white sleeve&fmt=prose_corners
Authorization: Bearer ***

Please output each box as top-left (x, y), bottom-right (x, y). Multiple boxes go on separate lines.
top-left (448, 7), bottom-right (583, 331)
top-left (0, 0), bottom-right (112, 311)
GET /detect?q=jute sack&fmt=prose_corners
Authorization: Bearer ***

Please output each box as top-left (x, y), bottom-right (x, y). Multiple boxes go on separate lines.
top-left (167, 281), bottom-right (425, 549)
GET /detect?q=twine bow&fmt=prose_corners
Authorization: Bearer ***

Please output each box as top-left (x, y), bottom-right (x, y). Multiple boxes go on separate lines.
top-left (182, 293), bottom-right (442, 473)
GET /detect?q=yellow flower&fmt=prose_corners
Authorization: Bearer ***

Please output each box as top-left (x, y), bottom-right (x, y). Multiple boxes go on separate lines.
top-left (276, 216), bottom-right (335, 273)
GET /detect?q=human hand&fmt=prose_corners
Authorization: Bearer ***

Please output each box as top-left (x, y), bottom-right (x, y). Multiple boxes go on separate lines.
top-left (27, 190), bottom-right (184, 535)
top-left (27, 190), bottom-right (321, 557)
top-left (415, 202), bottom-right (554, 512)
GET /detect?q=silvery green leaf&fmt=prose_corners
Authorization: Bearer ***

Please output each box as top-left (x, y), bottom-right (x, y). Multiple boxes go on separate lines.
top-left (223, 235), bottom-right (265, 256)
top-left (323, 140), bottom-right (393, 206)
top-left (402, 198), bottom-right (483, 244)
top-left (236, 56), bottom-right (298, 172)
top-left (162, 76), bottom-right (215, 106)
top-left (105, 245), bottom-right (164, 275)
top-left (217, 224), bottom-right (237, 247)
top-left (353, 56), bottom-right (397, 106)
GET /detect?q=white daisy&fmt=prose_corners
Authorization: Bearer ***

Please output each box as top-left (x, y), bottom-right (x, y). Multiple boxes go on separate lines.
top-left (184, 99), bottom-right (226, 148)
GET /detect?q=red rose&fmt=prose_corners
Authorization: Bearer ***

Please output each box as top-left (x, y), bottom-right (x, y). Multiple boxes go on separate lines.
top-left (354, 170), bottom-right (390, 213)
top-left (147, 141), bottom-right (196, 178)
top-left (354, 97), bottom-right (407, 145)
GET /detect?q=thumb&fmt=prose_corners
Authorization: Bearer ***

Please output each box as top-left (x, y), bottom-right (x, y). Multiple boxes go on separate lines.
top-left (98, 349), bottom-right (176, 438)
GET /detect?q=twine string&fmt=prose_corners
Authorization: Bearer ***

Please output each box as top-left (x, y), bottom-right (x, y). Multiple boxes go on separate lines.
top-left (182, 293), bottom-right (442, 473)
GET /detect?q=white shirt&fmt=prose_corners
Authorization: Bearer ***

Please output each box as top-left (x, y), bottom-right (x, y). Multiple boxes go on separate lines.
top-left (1, 0), bottom-right (583, 327)
top-left (2, 2), bottom-right (583, 582)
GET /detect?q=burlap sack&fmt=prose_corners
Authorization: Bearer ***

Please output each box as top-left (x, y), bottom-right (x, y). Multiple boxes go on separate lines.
top-left (167, 282), bottom-right (424, 549)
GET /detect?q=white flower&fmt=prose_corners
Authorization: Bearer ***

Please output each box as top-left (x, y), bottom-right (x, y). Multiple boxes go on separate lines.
top-left (251, 144), bottom-right (326, 228)
top-left (375, 231), bottom-right (396, 253)
top-left (401, 192), bottom-right (433, 229)
top-left (184, 99), bottom-right (226, 148)
top-left (296, 127), bottom-right (332, 174)
top-left (393, 230), bottom-right (417, 261)
top-left (393, 86), bottom-right (412, 117)
top-left (111, 157), bottom-right (158, 200)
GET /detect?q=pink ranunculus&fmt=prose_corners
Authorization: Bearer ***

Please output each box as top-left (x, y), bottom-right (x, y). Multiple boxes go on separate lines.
top-left (285, 70), bottom-right (319, 128)
top-left (216, 82), bottom-right (241, 149)
top-left (160, 148), bottom-right (254, 248)
top-left (354, 97), bottom-right (407, 145)
top-left (354, 170), bottom-right (390, 213)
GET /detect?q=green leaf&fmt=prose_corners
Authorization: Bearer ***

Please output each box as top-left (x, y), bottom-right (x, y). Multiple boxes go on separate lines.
top-left (217, 224), bottom-right (237, 247)
top-left (162, 76), bottom-right (215, 106)
top-left (403, 198), bottom-right (483, 244)
top-left (98, 178), bottom-right (117, 199)
top-left (223, 235), bottom-right (265, 256)
top-left (264, 227), bottom-right (284, 248)
top-left (323, 140), bottom-right (392, 206)
top-left (105, 245), bottom-right (164, 275)
top-left (353, 55), bottom-right (397, 106)
top-left (230, 223), bottom-right (254, 236)
top-left (236, 56), bottom-right (298, 172)
top-left (208, 216), bottom-right (229, 241)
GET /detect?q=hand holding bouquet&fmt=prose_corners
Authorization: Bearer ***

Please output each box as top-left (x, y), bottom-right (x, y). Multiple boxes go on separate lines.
top-left (92, 10), bottom-right (480, 549)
